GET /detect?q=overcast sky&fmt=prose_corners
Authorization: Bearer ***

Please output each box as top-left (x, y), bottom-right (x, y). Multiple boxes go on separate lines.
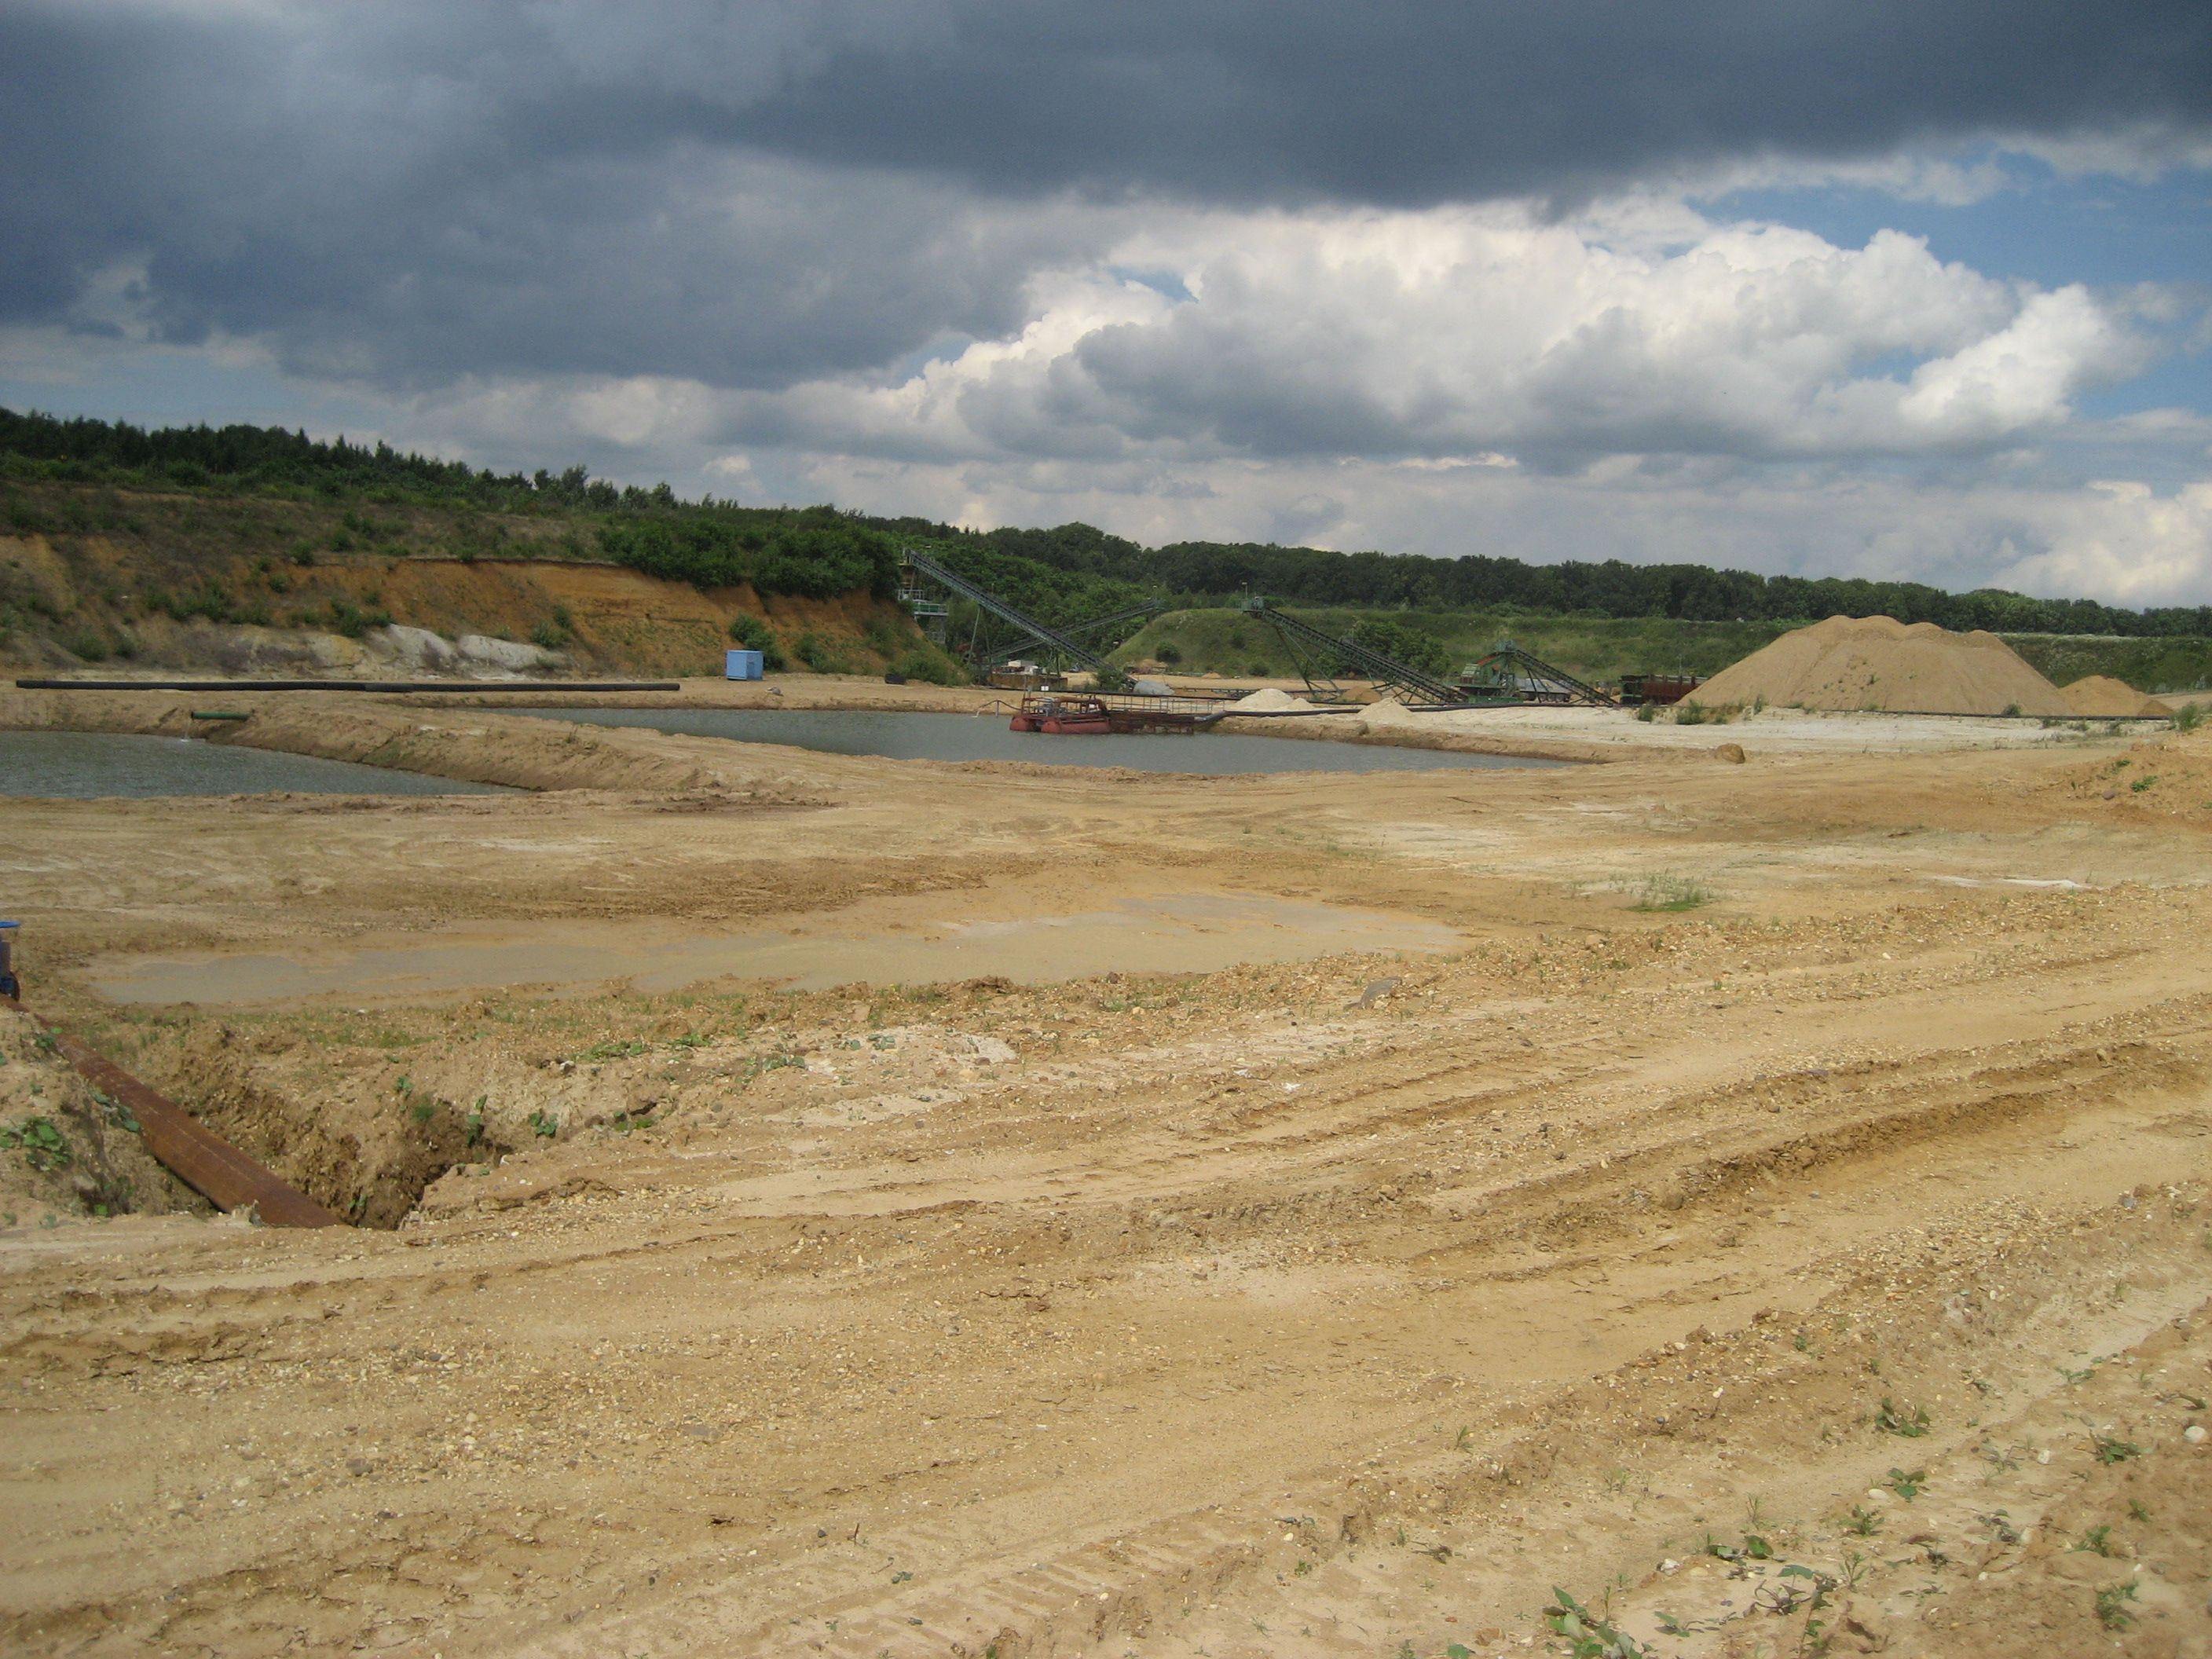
top-left (3, 2), bottom-right (2210, 603)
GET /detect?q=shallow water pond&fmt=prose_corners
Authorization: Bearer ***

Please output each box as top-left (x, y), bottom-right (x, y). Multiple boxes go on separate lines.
top-left (0, 731), bottom-right (512, 798)
top-left (93, 892), bottom-right (1463, 1005)
top-left (523, 707), bottom-right (1558, 774)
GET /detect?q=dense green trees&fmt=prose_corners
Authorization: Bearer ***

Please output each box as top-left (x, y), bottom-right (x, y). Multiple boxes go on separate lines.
top-left (598, 511), bottom-right (898, 599)
top-left (1342, 617), bottom-right (1451, 677)
top-left (5, 407), bottom-right (2205, 637)
top-left (963, 525), bottom-right (2212, 639)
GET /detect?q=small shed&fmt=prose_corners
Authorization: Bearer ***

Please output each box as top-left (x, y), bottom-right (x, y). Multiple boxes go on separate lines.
top-left (725, 649), bottom-right (764, 681)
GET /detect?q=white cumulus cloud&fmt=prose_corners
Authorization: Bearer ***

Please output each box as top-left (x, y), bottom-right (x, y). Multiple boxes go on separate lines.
top-left (725, 203), bottom-right (2145, 470)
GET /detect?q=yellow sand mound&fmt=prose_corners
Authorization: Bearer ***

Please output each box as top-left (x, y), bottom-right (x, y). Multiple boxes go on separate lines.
top-left (1689, 615), bottom-right (2070, 717)
top-left (1358, 697), bottom-right (1415, 727)
top-left (2059, 676), bottom-right (2172, 718)
top-left (1227, 687), bottom-right (1315, 712)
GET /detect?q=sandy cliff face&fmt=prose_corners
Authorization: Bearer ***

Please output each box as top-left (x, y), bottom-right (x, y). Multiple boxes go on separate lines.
top-left (0, 533), bottom-right (906, 678)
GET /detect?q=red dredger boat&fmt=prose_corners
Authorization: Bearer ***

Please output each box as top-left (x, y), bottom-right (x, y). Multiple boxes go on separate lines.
top-left (1009, 694), bottom-right (1115, 734)
top-left (1009, 691), bottom-right (1225, 735)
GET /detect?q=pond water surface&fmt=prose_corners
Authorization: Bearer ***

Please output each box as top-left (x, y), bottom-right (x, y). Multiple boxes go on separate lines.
top-left (524, 707), bottom-right (1556, 775)
top-left (0, 731), bottom-right (511, 798)
top-left (94, 892), bottom-right (1462, 1005)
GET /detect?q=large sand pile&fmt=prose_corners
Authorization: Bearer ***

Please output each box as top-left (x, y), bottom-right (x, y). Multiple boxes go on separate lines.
top-left (2060, 676), bottom-right (2173, 718)
top-left (1689, 615), bottom-right (2070, 716)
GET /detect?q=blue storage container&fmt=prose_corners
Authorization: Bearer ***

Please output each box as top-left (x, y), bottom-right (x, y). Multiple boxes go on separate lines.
top-left (724, 649), bottom-right (764, 680)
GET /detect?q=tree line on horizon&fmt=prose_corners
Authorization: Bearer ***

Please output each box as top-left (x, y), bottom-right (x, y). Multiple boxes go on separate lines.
top-left (5, 407), bottom-right (2206, 640)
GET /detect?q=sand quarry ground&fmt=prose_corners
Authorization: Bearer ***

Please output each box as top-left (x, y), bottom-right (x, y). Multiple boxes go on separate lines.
top-left (4, 678), bottom-right (2212, 1659)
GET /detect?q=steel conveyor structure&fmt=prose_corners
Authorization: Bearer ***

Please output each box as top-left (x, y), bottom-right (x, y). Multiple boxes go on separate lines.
top-left (899, 548), bottom-right (1159, 673)
top-left (1238, 596), bottom-right (1469, 706)
top-left (1459, 643), bottom-right (1616, 706)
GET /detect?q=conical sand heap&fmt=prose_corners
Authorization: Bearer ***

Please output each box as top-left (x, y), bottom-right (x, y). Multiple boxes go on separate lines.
top-left (2059, 676), bottom-right (2172, 718)
top-left (1688, 615), bottom-right (2071, 716)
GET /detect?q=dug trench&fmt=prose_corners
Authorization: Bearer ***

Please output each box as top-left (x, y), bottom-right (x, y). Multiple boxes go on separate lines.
top-left (5, 703), bottom-right (2212, 1657)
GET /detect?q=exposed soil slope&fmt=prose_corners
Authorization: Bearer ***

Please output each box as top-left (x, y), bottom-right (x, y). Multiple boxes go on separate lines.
top-left (2, 528), bottom-right (917, 679)
top-left (1689, 614), bottom-right (2071, 716)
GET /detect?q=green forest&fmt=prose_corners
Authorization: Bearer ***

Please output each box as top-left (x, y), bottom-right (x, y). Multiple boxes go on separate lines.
top-left (5, 408), bottom-right (2210, 690)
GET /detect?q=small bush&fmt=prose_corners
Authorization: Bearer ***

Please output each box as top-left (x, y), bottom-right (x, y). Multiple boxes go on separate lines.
top-left (1155, 640), bottom-right (1182, 665)
top-left (727, 611), bottom-right (788, 670)
top-left (2174, 704), bottom-right (2203, 733)
top-left (794, 629), bottom-right (847, 673)
top-left (1674, 701), bottom-right (1708, 725)
top-left (1876, 1396), bottom-right (1931, 1437)
top-left (530, 619), bottom-right (569, 650)
top-left (889, 645), bottom-right (967, 686)
top-left (62, 628), bottom-right (112, 661)
top-left (2096, 1582), bottom-right (2137, 1631)
top-left (1, 1115), bottom-right (71, 1171)
top-left (326, 598), bottom-right (393, 639)
top-left (862, 613), bottom-right (906, 655)
top-left (1629, 874), bottom-right (1711, 912)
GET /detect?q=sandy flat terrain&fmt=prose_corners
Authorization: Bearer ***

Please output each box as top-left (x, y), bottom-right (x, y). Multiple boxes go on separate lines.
top-left (2, 687), bottom-right (2209, 1658)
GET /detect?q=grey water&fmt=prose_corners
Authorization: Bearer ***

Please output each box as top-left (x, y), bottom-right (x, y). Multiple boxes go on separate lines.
top-left (525, 707), bottom-right (1559, 775)
top-left (0, 731), bottom-right (512, 798)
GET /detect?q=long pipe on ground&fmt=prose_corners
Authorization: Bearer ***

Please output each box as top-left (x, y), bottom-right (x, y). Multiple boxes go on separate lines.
top-left (15, 679), bottom-right (680, 693)
top-left (2, 994), bottom-right (344, 1228)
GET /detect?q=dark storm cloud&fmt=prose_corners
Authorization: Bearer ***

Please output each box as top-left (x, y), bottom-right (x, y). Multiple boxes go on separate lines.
top-left (727, 0), bottom-right (2212, 204)
top-left (1, 0), bottom-right (2206, 390)
top-left (0, 2), bottom-right (1064, 389)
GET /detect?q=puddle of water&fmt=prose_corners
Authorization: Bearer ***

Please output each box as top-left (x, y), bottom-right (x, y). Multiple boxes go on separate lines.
top-left (522, 708), bottom-right (1558, 775)
top-left (93, 892), bottom-right (1463, 1007)
top-left (0, 731), bottom-right (512, 798)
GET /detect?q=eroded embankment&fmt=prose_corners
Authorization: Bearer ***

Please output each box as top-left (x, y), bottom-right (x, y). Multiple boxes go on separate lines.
top-left (0, 525), bottom-right (920, 680)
